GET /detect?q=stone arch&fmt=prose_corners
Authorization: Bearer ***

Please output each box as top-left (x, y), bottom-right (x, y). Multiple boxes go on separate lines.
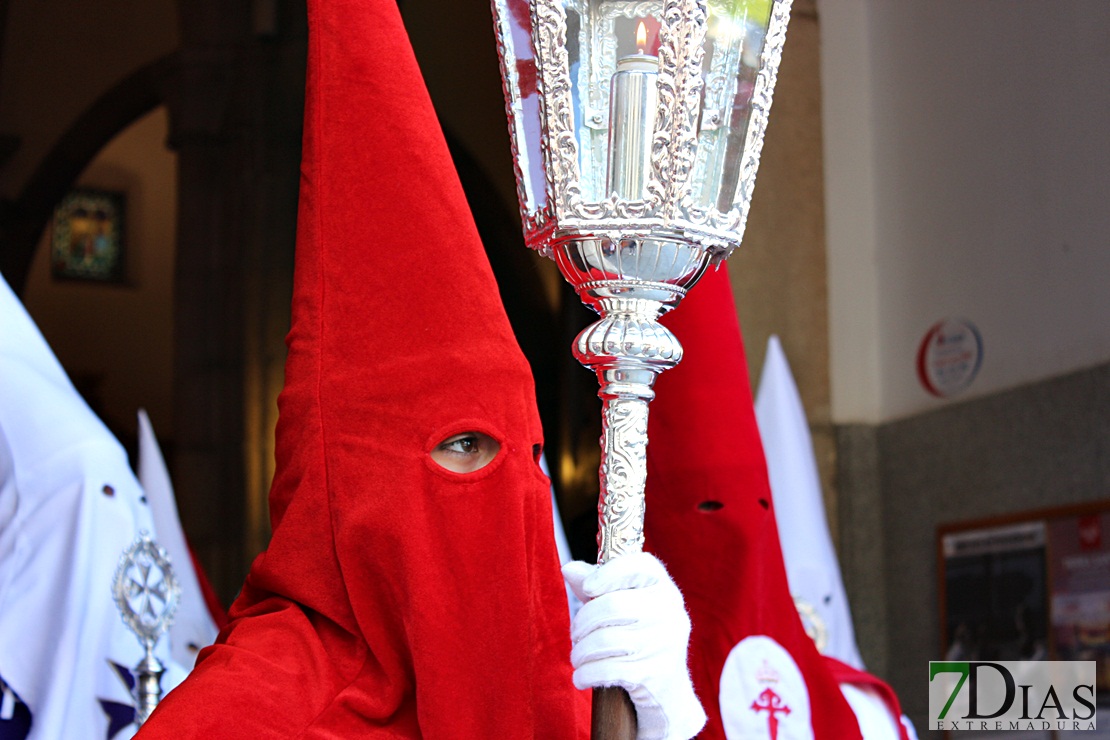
top-left (0, 54), bottom-right (175, 295)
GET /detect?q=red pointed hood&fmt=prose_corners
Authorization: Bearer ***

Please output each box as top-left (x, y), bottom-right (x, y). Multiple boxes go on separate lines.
top-left (645, 267), bottom-right (861, 739)
top-left (141, 0), bottom-right (586, 735)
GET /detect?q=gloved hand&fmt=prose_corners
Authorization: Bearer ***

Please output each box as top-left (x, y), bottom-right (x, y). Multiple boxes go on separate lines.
top-left (563, 552), bottom-right (707, 740)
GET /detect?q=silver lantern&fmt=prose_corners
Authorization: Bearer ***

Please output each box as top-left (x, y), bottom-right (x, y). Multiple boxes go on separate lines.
top-left (492, 0), bottom-right (792, 561)
top-left (489, 0), bottom-right (792, 732)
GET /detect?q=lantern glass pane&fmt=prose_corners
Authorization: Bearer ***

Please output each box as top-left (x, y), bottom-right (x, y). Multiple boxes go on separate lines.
top-left (499, 0), bottom-right (548, 214)
top-left (564, 6), bottom-right (593, 200)
top-left (568, 1), bottom-right (664, 202)
top-left (690, 0), bottom-right (773, 213)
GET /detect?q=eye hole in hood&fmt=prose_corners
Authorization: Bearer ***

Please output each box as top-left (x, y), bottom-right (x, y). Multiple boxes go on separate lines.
top-left (429, 431), bottom-right (501, 474)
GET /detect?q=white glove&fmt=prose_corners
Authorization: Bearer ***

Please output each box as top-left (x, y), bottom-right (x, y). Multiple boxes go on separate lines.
top-left (562, 552), bottom-right (707, 740)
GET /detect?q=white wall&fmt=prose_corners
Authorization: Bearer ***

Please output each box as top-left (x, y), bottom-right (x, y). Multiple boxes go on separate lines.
top-left (822, 0), bottom-right (1110, 424)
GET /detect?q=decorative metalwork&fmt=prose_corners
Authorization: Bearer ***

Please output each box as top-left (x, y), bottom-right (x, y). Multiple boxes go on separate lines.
top-left (793, 596), bottom-right (829, 653)
top-left (112, 532), bottom-right (180, 725)
top-left (648, 0), bottom-right (708, 221)
top-left (491, 0), bottom-right (793, 565)
top-left (531, 0), bottom-right (582, 220)
top-left (597, 397), bottom-right (650, 559)
top-left (575, 300), bottom-right (683, 562)
top-left (492, 0), bottom-right (793, 259)
top-left (556, 235), bottom-right (708, 563)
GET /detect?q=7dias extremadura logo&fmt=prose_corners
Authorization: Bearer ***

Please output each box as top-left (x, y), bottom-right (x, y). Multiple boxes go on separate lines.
top-left (929, 661), bottom-right (1097, 732)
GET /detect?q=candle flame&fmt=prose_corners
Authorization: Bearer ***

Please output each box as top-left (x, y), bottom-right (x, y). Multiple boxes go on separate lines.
top-left (636, 21), bottom-right (648, 53)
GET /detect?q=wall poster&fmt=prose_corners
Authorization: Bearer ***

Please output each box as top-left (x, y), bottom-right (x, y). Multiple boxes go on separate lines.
top-left (938, 502), bottom-right (1110, 721)
top-left (50, 189), bottom-right (126, 283)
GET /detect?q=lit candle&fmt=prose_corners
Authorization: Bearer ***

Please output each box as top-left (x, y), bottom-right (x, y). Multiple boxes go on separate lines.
top-left (606, 21), bottom-right (659, 200)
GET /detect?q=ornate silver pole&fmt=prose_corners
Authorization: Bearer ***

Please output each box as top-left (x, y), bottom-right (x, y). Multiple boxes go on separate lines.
top-left (573, 295), bottom-right (684, 563)
top-left (556, 236), bottom-right (706, 739)
top-left (112, 532), bottom-right (180, 725)
top-left (489, 1), bottom-right (795, 736)
top-left (554, 234), bottom-right (706, 563)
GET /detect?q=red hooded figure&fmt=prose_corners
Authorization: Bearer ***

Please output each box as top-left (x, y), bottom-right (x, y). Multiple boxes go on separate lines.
top-left (645, 267), bottom-right (864, 740)
top-left (138, 0), bottom-right (589, 735)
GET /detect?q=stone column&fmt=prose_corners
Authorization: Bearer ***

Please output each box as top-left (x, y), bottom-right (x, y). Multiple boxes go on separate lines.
top-left (166, 2), bottom-right (251, 604)
top-left (168, 0), bottom-right (304, 604)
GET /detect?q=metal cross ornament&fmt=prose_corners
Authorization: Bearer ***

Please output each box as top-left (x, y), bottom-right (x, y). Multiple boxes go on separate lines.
top-left (112, 532), bottom-right (181, 725)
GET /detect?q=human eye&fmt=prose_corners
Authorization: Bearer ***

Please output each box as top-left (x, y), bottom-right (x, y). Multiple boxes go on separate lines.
top-left (441, 434), bottom-right (478, 455)
top-left (430, 431), bottom-right (500, 474)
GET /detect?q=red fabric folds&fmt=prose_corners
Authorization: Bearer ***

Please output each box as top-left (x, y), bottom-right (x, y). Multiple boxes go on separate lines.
top-left (188, 548), bottom-right (228, 630)
top-left (827, 658), bottom-right (912, 740)
top-left (645, 266), bottom-right (862, 739)
top-left (138, 0), bottom-right (587, 736)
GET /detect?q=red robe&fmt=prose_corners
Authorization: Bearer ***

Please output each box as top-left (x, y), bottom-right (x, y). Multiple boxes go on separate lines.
top-left (646, 267), bottom-right (864, 739)
top-left (138, 0), bottom-right (589, 735)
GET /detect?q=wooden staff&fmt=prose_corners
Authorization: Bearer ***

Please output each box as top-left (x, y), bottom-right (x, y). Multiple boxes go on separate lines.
top-left (593, 686), bottom-right (638, 740)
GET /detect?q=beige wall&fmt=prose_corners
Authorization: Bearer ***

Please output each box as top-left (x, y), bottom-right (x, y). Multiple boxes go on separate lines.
top-left (821, 0), bottom-right (1110, 424)
top-left (727, 0), bottom-right (836, 525)
top-left (22, 107), bottom-right (177, 438)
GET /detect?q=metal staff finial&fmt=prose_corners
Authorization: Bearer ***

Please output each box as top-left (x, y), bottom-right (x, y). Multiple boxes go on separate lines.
top-left (112, 531), bottom-right (181, 725)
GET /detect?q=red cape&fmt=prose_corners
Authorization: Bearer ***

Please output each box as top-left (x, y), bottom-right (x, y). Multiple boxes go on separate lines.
top-left (646, 267), bottom-right (862, 739)
top-left (139, 0), bottom-right (588, 735)
top-left (827, 657), bottom-right (912, 740)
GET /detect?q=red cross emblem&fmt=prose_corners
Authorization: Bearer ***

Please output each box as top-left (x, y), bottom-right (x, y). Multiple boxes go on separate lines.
top-left (751, 687), bottom-right (791, 739)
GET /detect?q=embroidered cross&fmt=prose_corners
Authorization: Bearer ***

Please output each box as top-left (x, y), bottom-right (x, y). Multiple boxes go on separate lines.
top-left (750, 687), bottom-right (791, 739)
